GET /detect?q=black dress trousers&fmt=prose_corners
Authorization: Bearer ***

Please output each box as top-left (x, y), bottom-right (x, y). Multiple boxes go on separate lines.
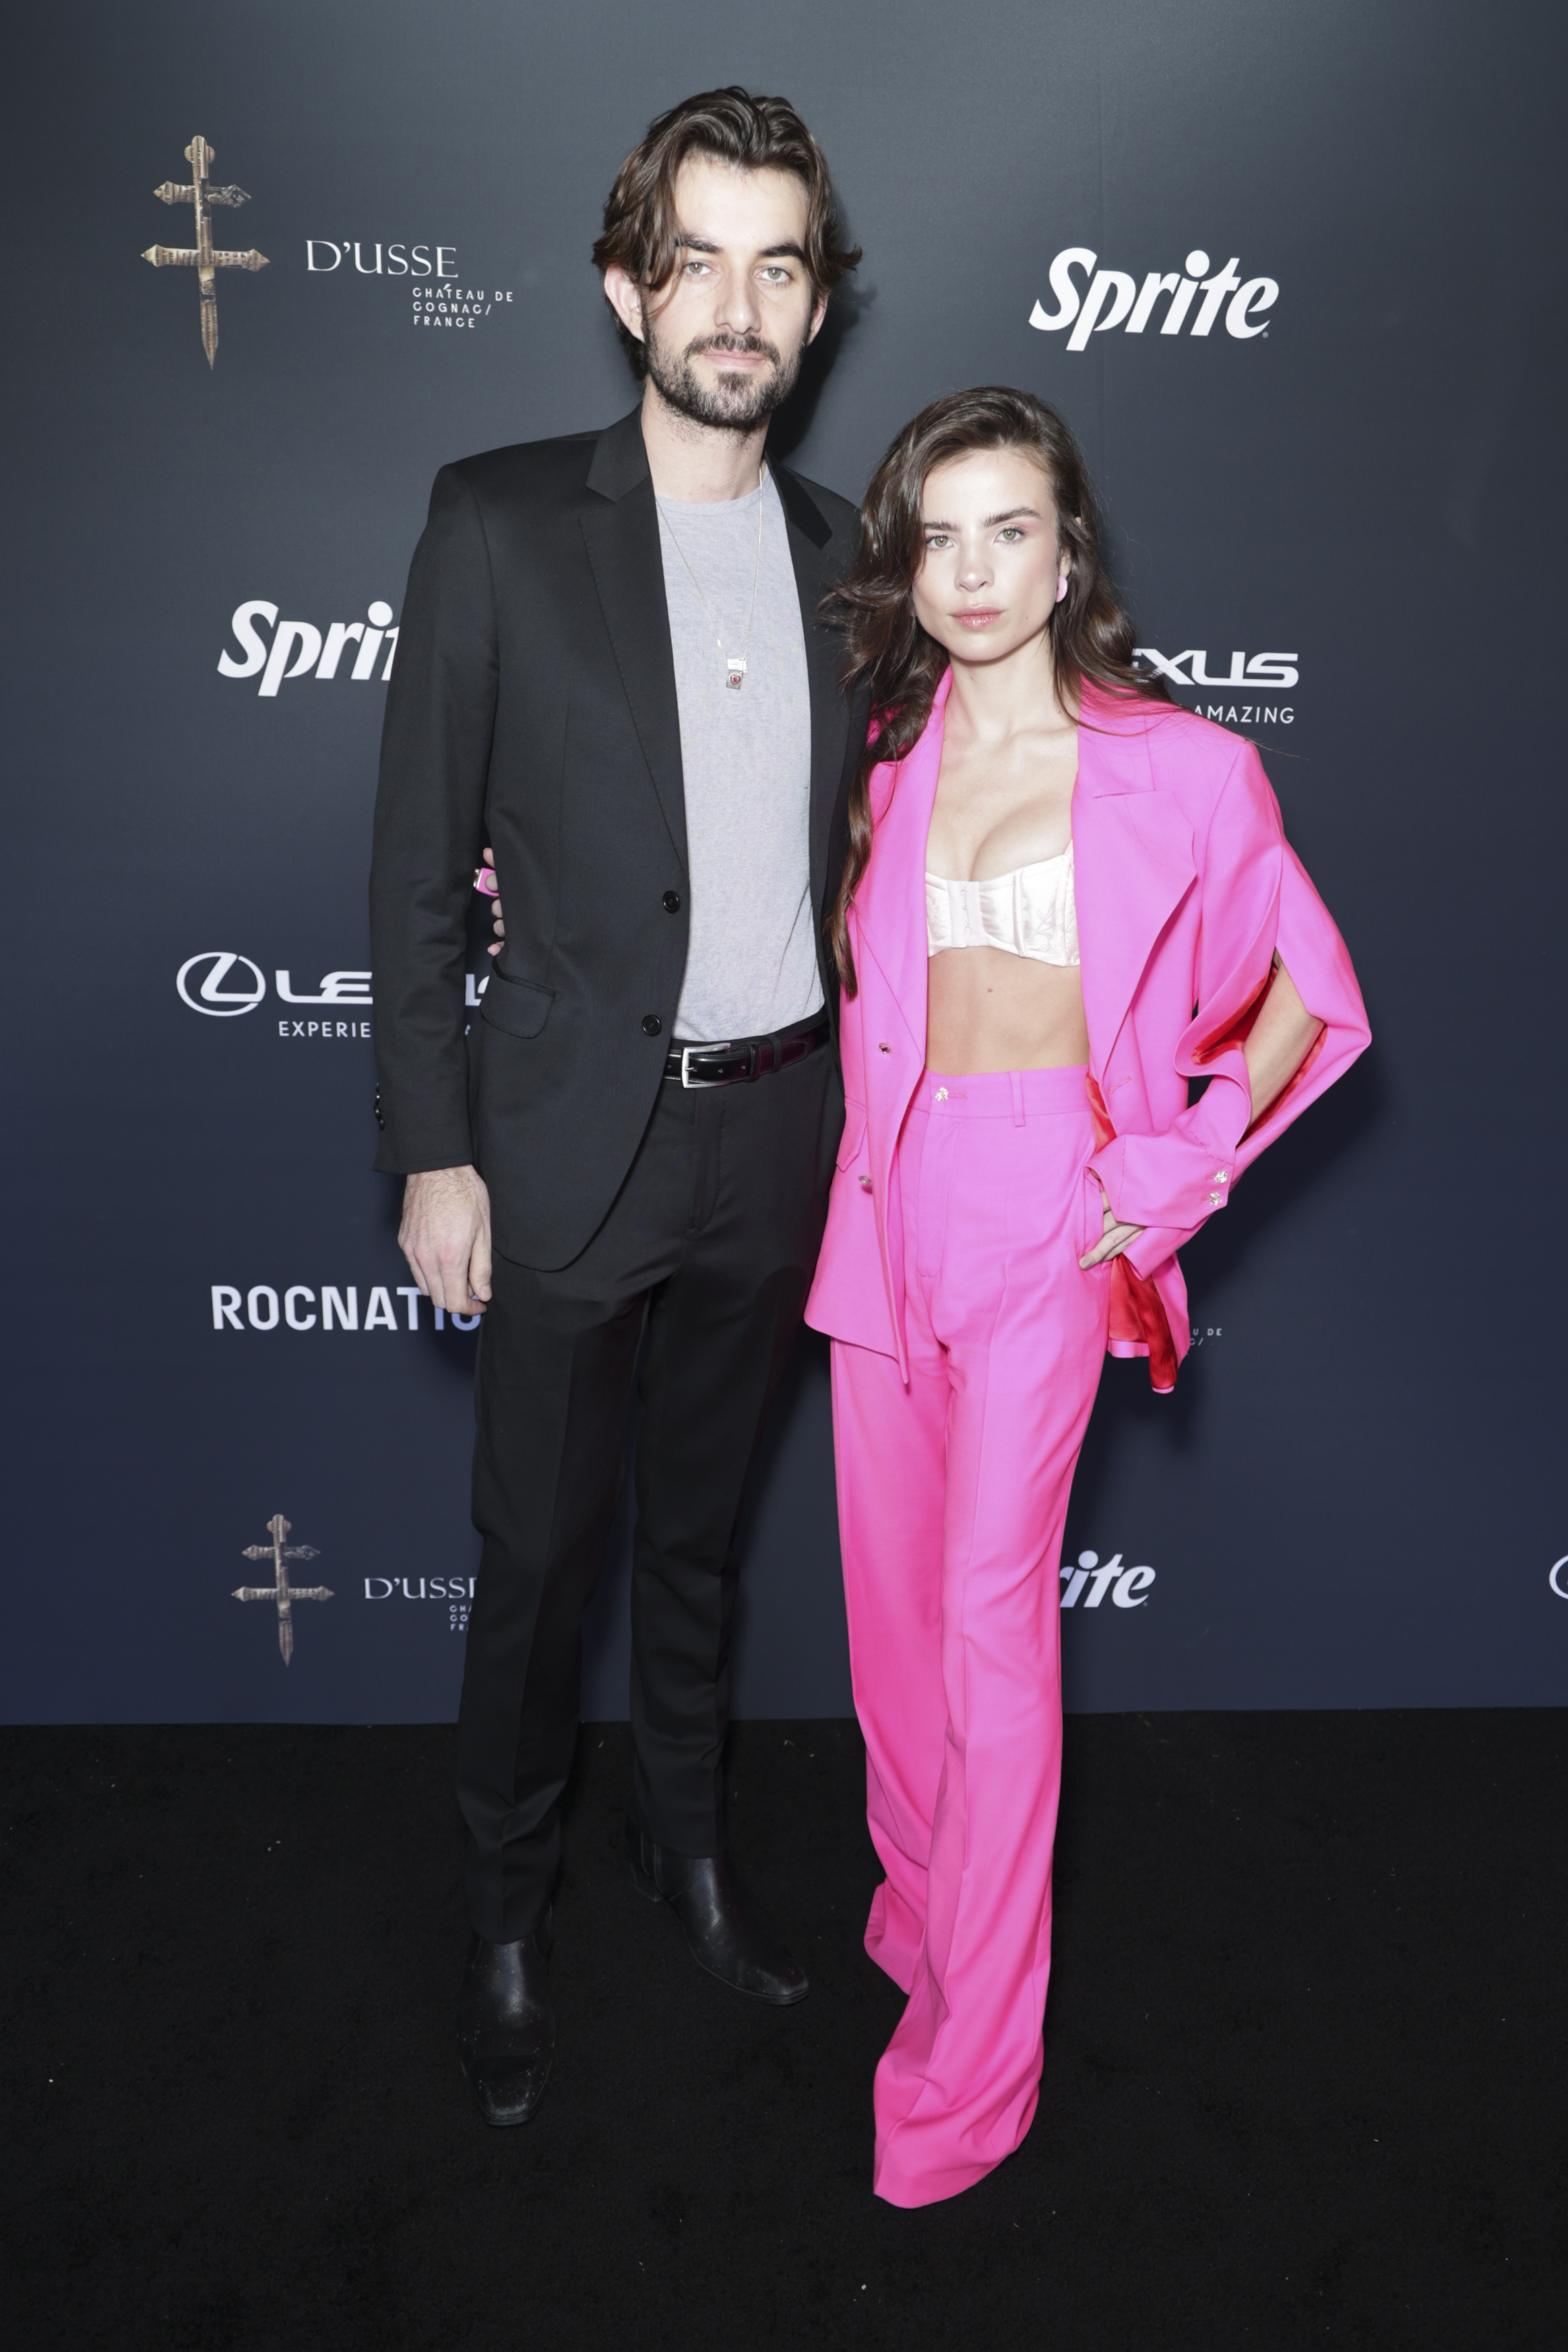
top-left (458, 1049), bottom-right (838, 1944)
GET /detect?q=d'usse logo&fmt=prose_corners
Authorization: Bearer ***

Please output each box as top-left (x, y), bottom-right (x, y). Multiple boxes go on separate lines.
top-left (303, 240), bottom-right (515, 331)
top-left (1030, 248), bottom-right (1278, 348)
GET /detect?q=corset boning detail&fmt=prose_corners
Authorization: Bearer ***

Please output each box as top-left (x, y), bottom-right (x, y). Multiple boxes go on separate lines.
top-left (925, 840), bottom-right (1079, 966)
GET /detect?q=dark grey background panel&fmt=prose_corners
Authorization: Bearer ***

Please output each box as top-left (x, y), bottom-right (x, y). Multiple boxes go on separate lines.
top-left (2, 0), bottom-right (1564, 1720)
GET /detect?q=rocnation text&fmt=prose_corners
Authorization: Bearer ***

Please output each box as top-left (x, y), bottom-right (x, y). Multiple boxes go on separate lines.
top-left (211, 1285), bottom-right (482, 1334)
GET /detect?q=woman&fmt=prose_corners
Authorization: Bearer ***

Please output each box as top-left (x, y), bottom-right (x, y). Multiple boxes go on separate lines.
top-left (803, 388), bottom-right (1369, 2208)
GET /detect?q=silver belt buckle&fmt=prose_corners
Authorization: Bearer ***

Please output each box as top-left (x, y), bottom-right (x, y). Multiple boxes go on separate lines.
top-left (680, 1041), bottom-right (734, 1089)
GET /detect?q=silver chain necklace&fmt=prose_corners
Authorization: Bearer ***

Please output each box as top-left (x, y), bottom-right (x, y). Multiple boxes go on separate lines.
top-left (656, 467), bottom-right (765, 690)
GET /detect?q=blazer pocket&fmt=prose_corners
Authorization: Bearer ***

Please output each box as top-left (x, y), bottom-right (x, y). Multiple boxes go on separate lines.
top-left (480, 967), bottom-right (556, 1040)
top-left (836, 1098), bottom-right (868, 1172)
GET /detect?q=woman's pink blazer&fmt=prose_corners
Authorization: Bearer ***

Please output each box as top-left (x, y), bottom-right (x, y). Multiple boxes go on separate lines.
top-left (805, 671), bottom-right (1371, 1390)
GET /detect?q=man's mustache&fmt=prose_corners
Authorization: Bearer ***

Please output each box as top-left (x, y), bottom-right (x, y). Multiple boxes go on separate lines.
top-left (686, 334), bottom-right (782, 365)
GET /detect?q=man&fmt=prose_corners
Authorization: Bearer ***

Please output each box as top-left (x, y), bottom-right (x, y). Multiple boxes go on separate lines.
top-left (370, 88), bottom-right (865, 2126)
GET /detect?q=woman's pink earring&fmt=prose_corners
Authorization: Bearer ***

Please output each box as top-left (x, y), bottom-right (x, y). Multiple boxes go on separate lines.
top-left (1055, 575), bottom-right (1069, 605)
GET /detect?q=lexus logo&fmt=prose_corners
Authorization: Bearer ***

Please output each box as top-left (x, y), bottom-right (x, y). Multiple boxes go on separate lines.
top-left (1550, 1556), bottom-right (1568, 1600)
top-left (1133, 648), bottom-right (1298, 690)
top-left (176, 955), bottom-right (373, 1020)
top-left (177, 951), bottom-right (266, 1016)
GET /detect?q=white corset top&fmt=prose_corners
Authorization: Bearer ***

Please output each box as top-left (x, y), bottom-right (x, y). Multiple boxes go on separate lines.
top-left (925, 840), bottom-right (1079, 966)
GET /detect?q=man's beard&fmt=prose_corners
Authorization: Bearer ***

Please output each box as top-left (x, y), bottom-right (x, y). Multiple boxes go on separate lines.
top-left (643, 326), bottom-right (808, 431)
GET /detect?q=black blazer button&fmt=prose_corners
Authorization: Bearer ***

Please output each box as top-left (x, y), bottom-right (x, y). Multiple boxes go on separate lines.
top-left (662, 890), bottom-right (682, 913)
top-left (641, 1014), bottom-right (663, 1036)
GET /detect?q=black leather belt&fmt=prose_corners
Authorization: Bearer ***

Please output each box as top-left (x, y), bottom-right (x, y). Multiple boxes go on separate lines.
top-left (663, 1011), bottom-right (831, 1089)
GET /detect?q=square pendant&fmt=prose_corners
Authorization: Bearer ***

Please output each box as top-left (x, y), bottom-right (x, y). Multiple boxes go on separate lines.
top-left (726, 658), bottom-right (747, 689)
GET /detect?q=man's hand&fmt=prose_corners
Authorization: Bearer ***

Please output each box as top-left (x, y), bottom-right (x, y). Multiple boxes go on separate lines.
top-left (399, 1165), bottom-right (493, 1314)
top-left (1079, 1192), bottom-right (1143, 1271)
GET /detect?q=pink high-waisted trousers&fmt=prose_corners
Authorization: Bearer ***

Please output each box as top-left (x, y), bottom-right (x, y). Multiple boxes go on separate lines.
top-left (830, 1064), bottom-right (1112, 2208)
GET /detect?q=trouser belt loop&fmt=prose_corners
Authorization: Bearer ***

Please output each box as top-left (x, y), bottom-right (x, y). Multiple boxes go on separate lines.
top-left (1011, 1070), bottom-right (1027, 1127)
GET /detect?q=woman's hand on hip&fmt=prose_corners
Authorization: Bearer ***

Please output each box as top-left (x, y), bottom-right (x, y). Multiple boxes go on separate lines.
top-left (476, 846), bottom-right (505, 956)
top-left (1079, 1192), bottom-right (1143, 1270)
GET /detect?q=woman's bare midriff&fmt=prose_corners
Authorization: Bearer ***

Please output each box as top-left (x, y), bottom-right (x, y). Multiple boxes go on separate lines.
top-left (925, 946), bottom-right (1090, 1075)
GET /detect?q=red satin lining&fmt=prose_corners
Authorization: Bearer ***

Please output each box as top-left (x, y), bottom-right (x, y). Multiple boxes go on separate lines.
top-left (1196, 967), bottom-right (1328, 1140)
top-left (1085, 1075), bottom-right (1181, 1393)
top-left (1191, 963), bottom-right (1275, 1065)
top-left (1085, 1072), bottom-right (1117, 1157)
top-left (1084, 958), bottom-right (1299, 1396)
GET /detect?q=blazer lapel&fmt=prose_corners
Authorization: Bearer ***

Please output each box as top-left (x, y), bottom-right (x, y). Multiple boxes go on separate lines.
top-left (774, 463), bottom-right (852, 925)
top-left (856, 672), bottom-right (951, 1061)
top-left (854, 677), bottom-right (1194, 1079)
top-left (1073, 695), bottom-right (1197, 1070)
top-left (580, 412), bottom-right (688, 873)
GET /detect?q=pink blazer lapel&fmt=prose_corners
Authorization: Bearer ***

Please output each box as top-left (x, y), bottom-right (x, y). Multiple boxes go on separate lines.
top-left (853, 670), bottom-right (952, 1060)
top-left (854, 675), bottom-right (1197, 1086)
top-left (1072, 694), bottom-right (1197, 1073)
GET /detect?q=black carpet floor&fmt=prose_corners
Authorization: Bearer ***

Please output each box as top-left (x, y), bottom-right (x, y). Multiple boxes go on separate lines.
top-left (3, 1712), bottom-right (1564, 2350)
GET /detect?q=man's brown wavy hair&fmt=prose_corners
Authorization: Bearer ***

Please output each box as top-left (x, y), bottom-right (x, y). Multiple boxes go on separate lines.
top-left (592, 87), bottom-right (860, 373)
top-left (825, 387), bottom-right (1170, 996)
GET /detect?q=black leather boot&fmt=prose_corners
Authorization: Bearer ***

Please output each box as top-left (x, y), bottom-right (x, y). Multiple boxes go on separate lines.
top-left (456, 1910), bottom-right (555, 2126)
top-left (625, 1818), bottom-right (808, 2004)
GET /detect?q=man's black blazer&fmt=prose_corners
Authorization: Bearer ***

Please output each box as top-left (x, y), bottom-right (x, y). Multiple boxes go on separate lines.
top-left (369, 406), bottom-right (865, 1270)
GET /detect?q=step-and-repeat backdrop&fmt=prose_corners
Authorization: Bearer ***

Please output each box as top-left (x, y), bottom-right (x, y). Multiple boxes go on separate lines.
top-left (5, 0), bottom-right (1564, 1722)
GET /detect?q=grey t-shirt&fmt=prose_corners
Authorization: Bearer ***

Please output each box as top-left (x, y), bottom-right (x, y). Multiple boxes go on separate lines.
top-left (656, 471), bottom-right (823, 1042)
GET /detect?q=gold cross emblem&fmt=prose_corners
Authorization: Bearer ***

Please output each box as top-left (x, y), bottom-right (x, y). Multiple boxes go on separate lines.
top-left (143, 135), bottom-right (268, 367)
top-left (233, 1514), bottom-right (333, 1665)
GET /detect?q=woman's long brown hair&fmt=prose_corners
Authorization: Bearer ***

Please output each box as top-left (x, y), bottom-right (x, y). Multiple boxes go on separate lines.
top-left (824, 386), bottom-right (1169, 995)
